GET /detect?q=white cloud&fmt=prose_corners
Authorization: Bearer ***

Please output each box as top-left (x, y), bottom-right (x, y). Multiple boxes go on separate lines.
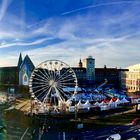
top-left (0, 1), bottom-right (140, 68)
top-left (19, 35), bottom-right (139, 68)
top-left (62, 1), bottom-right (140, 15)
top-left (0, 37), bottom-right (53, 48)
top-left (0, 0), bottom-right (12, 21)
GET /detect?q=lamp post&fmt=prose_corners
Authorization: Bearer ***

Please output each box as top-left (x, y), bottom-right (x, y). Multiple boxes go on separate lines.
top-left (74, 86), bottom-right (78, 121)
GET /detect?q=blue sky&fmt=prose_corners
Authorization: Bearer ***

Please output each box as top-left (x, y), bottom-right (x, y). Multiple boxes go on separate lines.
top-left (0, 0), bottom-right (140, 68)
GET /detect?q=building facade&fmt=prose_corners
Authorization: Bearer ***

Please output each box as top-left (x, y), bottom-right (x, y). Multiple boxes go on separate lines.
top-left (0, 54), bottom-right (129, 88)
top-left (121, 64), bottom-right (140, 92)
top-left (95, 65), bottom-right (128, 88)
top-left (72, 57), bottom-right (127, 88)
top-left (83, 56), bottom-right (95, 83)
top-left (71, 56), bottom-right (95, 87)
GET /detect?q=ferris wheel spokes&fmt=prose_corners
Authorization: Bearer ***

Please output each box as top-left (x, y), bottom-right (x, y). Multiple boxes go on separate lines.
top-left (29, 60), bottom-right (78, 113)
top-left (36, 88), bottom-right (50, 100)
top-left (37, 68), bottom-right (50, 81)
top-left (55, 68), bottom-right (72, 82)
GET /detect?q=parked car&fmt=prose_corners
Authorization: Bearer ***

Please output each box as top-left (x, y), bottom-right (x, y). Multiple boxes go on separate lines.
top-left (131, 118), bottom-right (140, 125)
top-left (106, 133), bottom-right (121, 140)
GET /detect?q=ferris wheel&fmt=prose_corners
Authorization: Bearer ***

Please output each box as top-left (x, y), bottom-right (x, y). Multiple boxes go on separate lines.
top-left (29, 60), bottom-right (78, 106)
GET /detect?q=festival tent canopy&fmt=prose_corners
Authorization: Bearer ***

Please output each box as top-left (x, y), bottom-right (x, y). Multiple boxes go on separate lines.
top-left (121, 98), bottom-right (129, 103)
top-left (77, 100), bottom-right (84, 109)
top-left (115, 98), bottom-right (122, 104)
top-left (109, 99), bottom-right (116, 108)
top-left (111, 97), bottom-right (117, 102)
top-left (100, 104), bottom-right (110, 111)
top-left (77, 100), bottom-right (91, 109)
top-left (83, 100), bottom-right (91, 108)
top-left (63, 87), bottom-right (82, 92)
top-left (99, 101), bottom-right (105, 106)
top-left (103, 99), bottom-right (110, 103)
top-left (94, 101), bottom-right (100, 107)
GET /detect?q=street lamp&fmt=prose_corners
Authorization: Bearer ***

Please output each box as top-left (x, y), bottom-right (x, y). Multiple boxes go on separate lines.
top-left (74, 86), bottom-right (78, 120)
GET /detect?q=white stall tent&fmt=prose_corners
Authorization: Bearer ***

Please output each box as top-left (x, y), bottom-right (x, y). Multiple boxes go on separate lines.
top-left (114, 98), bottom-right (123, 108)
top-left (121, 98), bottom-right (129, 103)
top-left (77, 100), bottom-right (91, 110)
top-left (99, 100), bottom-right (106, 106)
top-left (99, 100), bottom-right (110, 111)
top-left (100, 104), bottom-right (110, 111)
top-left (94, 101), bottom-right (100, 107)
top-left (83, 100), bottom-right (91, 109)
top-left (77, 100), bottom-right (83, 109)
top-left (108, 99), bottom-right (116, 109)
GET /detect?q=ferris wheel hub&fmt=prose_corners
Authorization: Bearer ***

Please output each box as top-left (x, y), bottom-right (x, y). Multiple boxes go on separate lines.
top-left (49, 80), bottom-right (57, 87)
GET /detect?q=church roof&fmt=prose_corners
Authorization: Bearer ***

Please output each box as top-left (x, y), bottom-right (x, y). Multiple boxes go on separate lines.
top-left (20, 55), bottom-right (35, 72)
top-left (17, 53), bottom-right (23, 69)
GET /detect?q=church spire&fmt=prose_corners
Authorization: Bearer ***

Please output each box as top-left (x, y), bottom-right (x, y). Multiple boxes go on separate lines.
top-left (17, 53), bottom-right (23, 69)
top-left (78, 58), bottom-right (83, 68)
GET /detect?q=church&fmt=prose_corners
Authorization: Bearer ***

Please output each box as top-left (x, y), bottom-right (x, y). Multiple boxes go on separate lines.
top-left (18, 53), bottom-right (35, 86)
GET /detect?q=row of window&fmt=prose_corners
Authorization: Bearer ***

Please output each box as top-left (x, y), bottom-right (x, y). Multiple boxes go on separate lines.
top-left (125, 80), bottom-right (140, 86)
top-left (127, 86), bottom-right (140, 91)
top-left (126, 73), bottom-right (140, 79)
top-left (133, 69), bottom-right (140, 72)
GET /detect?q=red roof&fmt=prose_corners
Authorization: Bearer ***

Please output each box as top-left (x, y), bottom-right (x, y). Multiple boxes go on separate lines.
top-left (111, 97), bottom-right (117, 102)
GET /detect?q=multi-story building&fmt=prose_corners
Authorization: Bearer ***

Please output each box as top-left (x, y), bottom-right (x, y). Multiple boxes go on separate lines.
top-left (83, 56), bottom-right (95, 83)
top-left (95, 65), bottom-right (128, 88)
top-left (73, 57), bottom-right (127, 88)
top-left (121, 64), bottom-right (140, 92)
top-left (72, 56), bottom-right (95, 86)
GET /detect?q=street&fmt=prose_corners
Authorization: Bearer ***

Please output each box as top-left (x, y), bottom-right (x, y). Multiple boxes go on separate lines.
top-left (32, 124), bottom-right (140, 140)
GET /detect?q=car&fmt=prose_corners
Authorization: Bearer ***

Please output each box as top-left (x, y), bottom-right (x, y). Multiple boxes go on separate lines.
top-left (131, 118), bottom-right (140, 125)
top-left (106, 134), bottom-right (121, 140)
top-left (111, 127), bottom-right (123, 134)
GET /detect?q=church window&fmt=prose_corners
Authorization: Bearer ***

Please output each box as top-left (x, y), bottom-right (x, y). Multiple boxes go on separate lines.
top-left (24, 75), bottom-right (28, 82)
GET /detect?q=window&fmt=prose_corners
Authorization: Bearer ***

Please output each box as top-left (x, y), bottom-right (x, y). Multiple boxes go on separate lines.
top-left (24, 75), bottom-right (28, 82)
